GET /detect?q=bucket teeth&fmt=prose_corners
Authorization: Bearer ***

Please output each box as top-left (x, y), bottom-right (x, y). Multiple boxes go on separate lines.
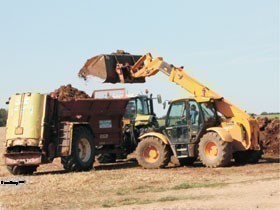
top-left (78, 54), bottom-right (146, 83)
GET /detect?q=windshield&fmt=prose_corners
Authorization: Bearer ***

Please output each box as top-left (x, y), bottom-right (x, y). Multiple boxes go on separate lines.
top-left (166, 101), bottom-right (185, 127)
top-left (136, 97), bottom-right (149, 115)
top-left (124, 100), bottom-right (136, 119)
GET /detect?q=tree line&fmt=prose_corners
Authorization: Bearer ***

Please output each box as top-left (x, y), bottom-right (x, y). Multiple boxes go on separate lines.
top-left (260, 112), bottom-right (280, 115)
top-left (0, 108), bottom-right (7, 126)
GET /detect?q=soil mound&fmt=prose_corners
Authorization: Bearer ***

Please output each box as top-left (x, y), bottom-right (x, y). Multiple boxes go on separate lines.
top-left (257, 117), bottom-right (279, 156)
top-left (49, 84), bottom-right (90, 101)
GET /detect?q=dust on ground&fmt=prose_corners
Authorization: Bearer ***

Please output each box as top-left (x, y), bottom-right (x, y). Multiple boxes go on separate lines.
top-left (0, 127), bottom-right (279, 210)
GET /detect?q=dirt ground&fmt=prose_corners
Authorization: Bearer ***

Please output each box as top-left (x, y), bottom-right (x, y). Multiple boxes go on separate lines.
top-left (0, 127), bottom-right (279, 210)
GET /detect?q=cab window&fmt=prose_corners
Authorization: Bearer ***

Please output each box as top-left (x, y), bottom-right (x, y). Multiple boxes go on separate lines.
top-left (189, 101), bottom-right (200, 125)
top-left (136, 98), bottom-right (149, 115)
top-left (200, 102), bottom-right (217, 123)
top-left (166, 101), bottom-right (185, 127)
top-left (124, 100), bottom-right (136, 119)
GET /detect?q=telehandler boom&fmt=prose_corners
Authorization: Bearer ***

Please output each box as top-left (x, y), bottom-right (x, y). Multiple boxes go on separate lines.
top-left (79, 52), bottom-right (262, 168)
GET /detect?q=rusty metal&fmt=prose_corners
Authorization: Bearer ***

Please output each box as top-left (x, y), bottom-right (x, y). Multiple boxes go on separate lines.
top-left (78, 53), bottom-right (146, 83)
top-left (58, 98), bottom-right (130, 145)
top-left (4, 152), bottom-right (41, 166)
top-left (57, 122), bottom-right (72, 156)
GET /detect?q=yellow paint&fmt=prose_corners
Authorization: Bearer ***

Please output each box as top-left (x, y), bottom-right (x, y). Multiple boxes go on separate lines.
top-left (6, 93), bottom-right (47, 147)
top-left (139, 132), bottom-right (169, 145)
top-left (130, 53), bottom-right (260, 151)
top-left (205, 141), bottom-right (218, 158)
top-left (143, 145), bottom-right (159, 163)
top-left (134, 114), bottom-right (152, 126)
top-left (206, 127), bottom-right (233, 142)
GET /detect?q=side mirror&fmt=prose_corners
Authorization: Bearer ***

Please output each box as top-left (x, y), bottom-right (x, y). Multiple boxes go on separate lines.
top-left (157, 94), bottom-right (162, 104)
top-left (6, 97), bottom-right (10, 105)
top-left (163, 101), bottom-right (166, 109)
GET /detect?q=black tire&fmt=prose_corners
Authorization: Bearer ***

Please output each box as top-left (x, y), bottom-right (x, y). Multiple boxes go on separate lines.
top-left (233, 151), bottom-right (247, 164)
top-left (136, 137), bottom-right (171, 169)
top-left (179, 157), bottom-right (197, 166)
top-left (61, 127), bottom-right (95, 172)
top-left (233, 150), bottom-right (262, 164)
top-left (247, 150), bottom-right (262, 164)
top-left (199, 132), bottom-right (232, 168)
top-left (7, 165), bottom-right (38, 175)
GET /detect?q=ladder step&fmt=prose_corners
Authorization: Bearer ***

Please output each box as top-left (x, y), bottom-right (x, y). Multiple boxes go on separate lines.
top-left (57, 123), bottom-right (72, 156)
top-left (176, 148), bottom-right (187, 151)
top-left (177, 155), bottom-right (188, 158)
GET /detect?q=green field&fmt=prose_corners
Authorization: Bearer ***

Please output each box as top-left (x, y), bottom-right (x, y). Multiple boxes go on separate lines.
top-left (258, 114), bottom-right (280, 119)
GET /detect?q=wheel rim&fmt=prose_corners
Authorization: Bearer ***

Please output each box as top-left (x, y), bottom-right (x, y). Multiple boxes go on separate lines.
top-left (143, 145), bottom-right (159, 163)
top-left (78, 138), bottom-right (91, 162)
top-left (205, 141), bottom-right (218, 159)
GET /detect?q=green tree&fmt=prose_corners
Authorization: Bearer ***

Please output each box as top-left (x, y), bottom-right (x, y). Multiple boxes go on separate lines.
top-left (0, 108), bottom-right (8, 126)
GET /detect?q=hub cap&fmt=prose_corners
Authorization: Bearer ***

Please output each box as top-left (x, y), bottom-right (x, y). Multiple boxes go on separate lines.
top-left (78, 138), bottom-right (91, 162)
top-left (143, 145), bottom-right (159, 163)
top-left (205, 141), bottom-right (218, 158)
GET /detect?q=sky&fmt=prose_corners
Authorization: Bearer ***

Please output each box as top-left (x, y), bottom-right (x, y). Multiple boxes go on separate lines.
top-left (0, 0), bottom-right (279, 116)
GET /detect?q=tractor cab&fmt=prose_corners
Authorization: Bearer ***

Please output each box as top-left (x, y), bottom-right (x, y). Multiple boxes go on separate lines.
top-left (124, 94), bottom-right (157, 127)
top-left (92, 88), bottom-right (158, 127)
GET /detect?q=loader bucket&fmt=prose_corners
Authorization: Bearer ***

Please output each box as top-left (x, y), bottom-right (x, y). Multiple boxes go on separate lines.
top-left (78, 54), bottom-right (146, 83)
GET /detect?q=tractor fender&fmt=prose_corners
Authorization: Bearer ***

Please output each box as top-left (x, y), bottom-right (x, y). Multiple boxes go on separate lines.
top-left (138, 132), bottom-right (169, 145)
top-left (206, 127), bottom-right (233, 142)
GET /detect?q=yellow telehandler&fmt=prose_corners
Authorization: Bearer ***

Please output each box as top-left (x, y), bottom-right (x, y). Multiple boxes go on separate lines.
top-left (79, 52), bottom-right (262, 168)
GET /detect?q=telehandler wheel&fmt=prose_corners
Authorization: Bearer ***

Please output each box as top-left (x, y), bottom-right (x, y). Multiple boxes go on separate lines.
top-left (7, 165), bottom-right (38, 175)
top-left (199, 132), bottom-right (232, 168)
top-left (247, 150), bottom-right (262, 164)
top-left (233, 150), bottom-right (262, 164)
top-left (232, 151), bottom-right (247, 164)
top-left (136, 137), bottom-right (171, 169)
top-left (61, 127), bottom-right (95, 172)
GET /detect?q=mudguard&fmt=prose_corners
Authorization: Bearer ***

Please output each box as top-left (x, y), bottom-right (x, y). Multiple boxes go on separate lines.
top-left (206, 127), bottom-right (233, 142)
top-left (138, 132), bottom-right (169, 145)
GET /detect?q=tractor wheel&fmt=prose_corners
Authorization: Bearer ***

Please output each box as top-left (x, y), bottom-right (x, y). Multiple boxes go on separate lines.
top-left (7, 165), bottom-right (38, 175)
top-left (61, 127), bottom-right (95, 172)
top-left (179, 157), bottom-right (197, 166)
top-left (199, 132), bottom-right (232, 168)
top-left (136, 137), bottom-right (171, 169)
